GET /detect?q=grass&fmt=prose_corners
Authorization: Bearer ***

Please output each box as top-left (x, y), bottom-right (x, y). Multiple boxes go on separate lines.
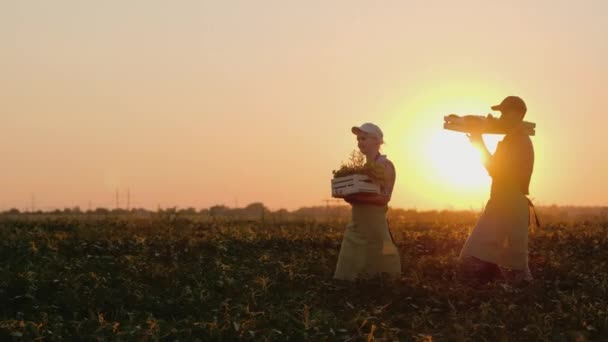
top-left (0, 212), bottom-right (607, 341)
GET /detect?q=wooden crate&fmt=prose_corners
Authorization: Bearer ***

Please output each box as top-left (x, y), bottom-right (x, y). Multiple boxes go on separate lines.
top-left (331, 174), bottom-right (381, 198)
top-left (443, 114), bottom-right (536, 136)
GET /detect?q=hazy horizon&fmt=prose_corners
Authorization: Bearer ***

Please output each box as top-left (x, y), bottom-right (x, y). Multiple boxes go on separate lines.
top-left (3, 198), bottom-right (608, 213)
top-left (2, 1), bottom-right (607, 211)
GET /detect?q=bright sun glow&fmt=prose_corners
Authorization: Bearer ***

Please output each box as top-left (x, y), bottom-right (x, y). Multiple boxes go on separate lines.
top-left (393, 87), bottom-right (502, 192)
top-left (425, 130), bottom-right (500, 190)
top-left (388, 86), bottom-right (505, 196)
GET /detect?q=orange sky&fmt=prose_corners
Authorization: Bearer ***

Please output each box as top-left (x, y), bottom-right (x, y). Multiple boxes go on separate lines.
top-left (1, 1), bottom-right (607, 211)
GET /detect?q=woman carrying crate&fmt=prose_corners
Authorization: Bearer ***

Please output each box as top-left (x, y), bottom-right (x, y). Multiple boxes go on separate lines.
top-left (333, 123), bottom-right (402, 281)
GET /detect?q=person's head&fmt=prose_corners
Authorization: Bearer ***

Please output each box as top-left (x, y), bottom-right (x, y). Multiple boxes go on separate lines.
top-left (351, 123), bottom-right (383, 157)
top-left (491, 96), bottom-right (527, 129)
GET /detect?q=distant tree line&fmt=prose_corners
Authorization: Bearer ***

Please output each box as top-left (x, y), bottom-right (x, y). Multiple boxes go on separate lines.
top-left (1, 203), bottom-right (606, 225)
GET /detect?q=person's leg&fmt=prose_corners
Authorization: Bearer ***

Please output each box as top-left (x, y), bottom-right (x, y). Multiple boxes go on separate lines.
top-left (460, 255), bottom-right (501, 285)
top-left (361, 213), bottom-right (401, 280)
top-left (334, 222), bottom-right (365, 281)
top-left (499, 264), bottom-right (533, 284)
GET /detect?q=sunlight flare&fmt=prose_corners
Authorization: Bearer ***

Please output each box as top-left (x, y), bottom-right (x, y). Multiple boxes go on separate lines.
top-left (425, 130), bottom-right (498, 190)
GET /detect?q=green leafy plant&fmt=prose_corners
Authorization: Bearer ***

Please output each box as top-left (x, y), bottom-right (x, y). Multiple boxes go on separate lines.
top-left (332, 150), bottom-right (385, 184)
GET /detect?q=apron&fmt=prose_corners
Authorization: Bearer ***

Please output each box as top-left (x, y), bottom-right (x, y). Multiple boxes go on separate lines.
top-left (460, 189), bottom-right (531, 270)
top-left (334, 204), bottom-right (401, 280)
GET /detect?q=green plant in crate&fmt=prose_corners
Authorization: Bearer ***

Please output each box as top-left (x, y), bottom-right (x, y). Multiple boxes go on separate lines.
top-left (332, 150), bottom-right (385, 185)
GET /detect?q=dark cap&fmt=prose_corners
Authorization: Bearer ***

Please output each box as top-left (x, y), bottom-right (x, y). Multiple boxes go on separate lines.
top-left (491, 96), bottom-right (527, 113)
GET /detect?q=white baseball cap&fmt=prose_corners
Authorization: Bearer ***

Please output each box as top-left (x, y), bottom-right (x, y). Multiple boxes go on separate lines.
top-left (351, 123), bottom-right (383, 143)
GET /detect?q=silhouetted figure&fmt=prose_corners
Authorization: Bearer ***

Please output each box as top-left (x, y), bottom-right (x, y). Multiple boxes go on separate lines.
top-left (334, 123), bottom-right (401, 281)
top-left (459, 96), bottom-right (536, 284)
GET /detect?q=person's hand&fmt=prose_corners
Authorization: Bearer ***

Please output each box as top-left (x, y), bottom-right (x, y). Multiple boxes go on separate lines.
top-left (344, 193), bottom-right (361, 204)
top-left (467, 132), bottom-right (483, 146)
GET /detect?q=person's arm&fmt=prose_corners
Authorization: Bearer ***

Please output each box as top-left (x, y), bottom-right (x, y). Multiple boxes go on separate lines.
top-left (468, 132), bottom-right (494, 174)
top-left (344, 192), bottom-right (389, 206)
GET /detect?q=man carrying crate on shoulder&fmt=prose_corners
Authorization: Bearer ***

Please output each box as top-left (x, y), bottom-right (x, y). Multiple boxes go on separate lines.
top-left (459, 96), bottom-right (537, 285)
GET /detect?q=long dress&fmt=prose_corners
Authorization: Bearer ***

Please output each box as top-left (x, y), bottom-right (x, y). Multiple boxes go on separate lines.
top-left (333, 154), bottom-right (401, 281)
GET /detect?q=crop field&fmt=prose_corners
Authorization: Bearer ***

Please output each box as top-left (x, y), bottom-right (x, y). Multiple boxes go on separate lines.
top-left (1, 210), bottom-right (607, 341)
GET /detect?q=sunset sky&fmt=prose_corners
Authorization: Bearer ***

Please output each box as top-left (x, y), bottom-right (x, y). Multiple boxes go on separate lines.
top-left (1, 1), bottom-right (607, 211)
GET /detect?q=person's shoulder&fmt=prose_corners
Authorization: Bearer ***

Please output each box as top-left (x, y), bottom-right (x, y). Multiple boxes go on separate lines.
top-left (507, 131), bottom-right (532, 144)
top-left (378, 155), bottom-right (396, 171)
top-left (507, 132), bottom-right (533, 153)
top-left (377, 154), bottom-right (391, 163)
top-left (516, 133), bottom-right (533, 146)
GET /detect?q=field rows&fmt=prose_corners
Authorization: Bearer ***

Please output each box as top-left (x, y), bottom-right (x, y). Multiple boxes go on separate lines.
top-left (1, 214), bottom-right (607, 340)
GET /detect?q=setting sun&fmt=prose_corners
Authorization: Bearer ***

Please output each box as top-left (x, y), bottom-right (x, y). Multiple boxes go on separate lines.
top-left (425, 130), bottom-right (500, 190)
top-left (385, 91), bottom-right (510, 209)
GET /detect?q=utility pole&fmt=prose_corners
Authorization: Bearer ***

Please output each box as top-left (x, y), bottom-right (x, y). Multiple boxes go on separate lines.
top-left (322, 198), bottom-right (342, 222)
top-left (127, 188), bottom-right (131, 211)
top-left (30, 193), bottom-right (36, 212)
top-left (115, 189), bottom-right (120, 210)
top-left (322, 199), bottom-right (332, 222)
top-left (322, 198), bottom-right (340, 208)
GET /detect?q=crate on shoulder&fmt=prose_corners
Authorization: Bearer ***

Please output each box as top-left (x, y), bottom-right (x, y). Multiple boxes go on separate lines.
top-left (443, 114), bottom-right (536, 136)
